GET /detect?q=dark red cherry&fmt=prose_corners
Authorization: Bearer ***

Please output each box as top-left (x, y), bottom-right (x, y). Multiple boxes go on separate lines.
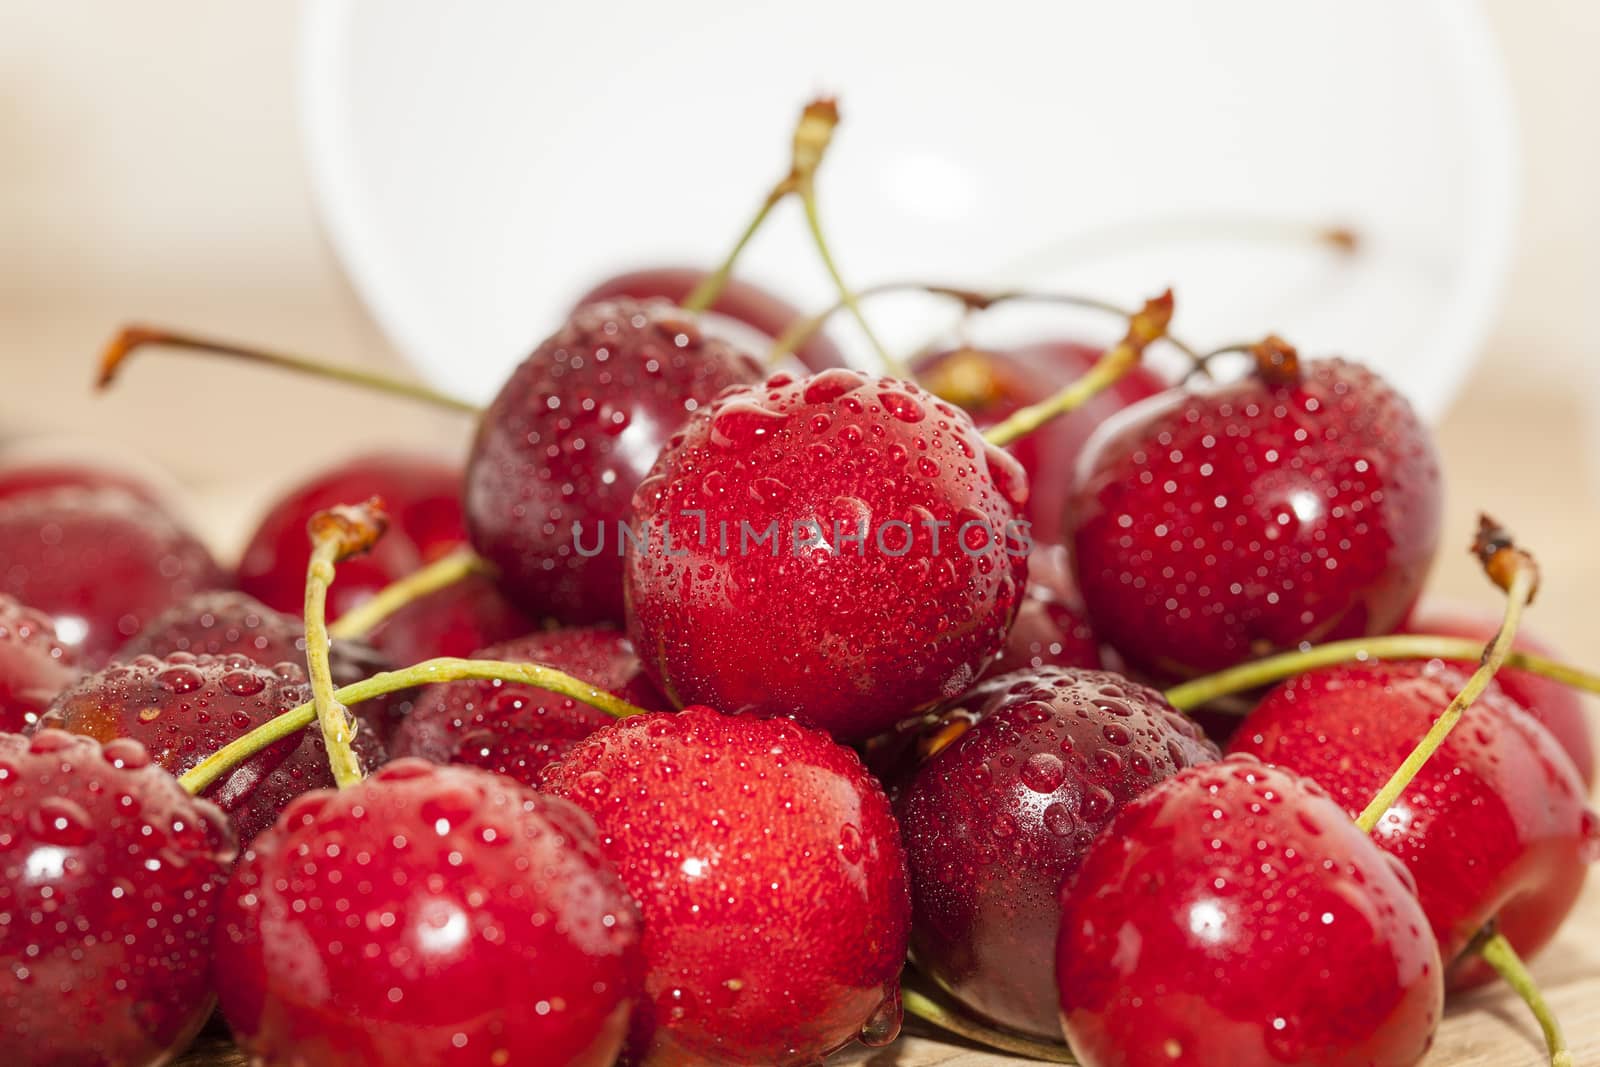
top-left (390, 627), bottom-right (663, 786)
top-left (0, 488), bottom-right (228, 664)
top-left (465, 298), bottom-right (764, 624)
top-left (214, 759), bottom-right (642, 1067)
top-left (1, 729), bottom-right (236, 1067)
top-left (1403, 603), bottom-right (1594, 786)
top-left (917, 340), bottom-right (1166, 546)
top-left (625, 369), bottom-right (1029, 741)
top-left (541, 706), bottom-right (911, 1065)
top-left (365, 571), bottom-right (537, 664)
top-left (120, 589), bottom-right (390, 689)
top-left (1228, 660), bottom-right (1598, 985)
top-left (576, 267), bottom-right (847, 372)
top-left (1068, 350), bottom-right (1443, 678)
top-left (237, 452), bottom-right (465, 621)
top-left (0, 594), bottom-right (82, 733)
top-left (991, 570), bottom-right (1103, 676)
top-left (894, 667), bottom-right (1217, 1037)
top-left (41, 652), bottom-right (386, 842)
top-left (1057, 754), bottom-right (1443, 1067)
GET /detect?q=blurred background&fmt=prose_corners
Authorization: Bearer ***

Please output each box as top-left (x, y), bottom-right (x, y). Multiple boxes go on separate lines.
top-left (0, 1), bottom-right (1596, 633)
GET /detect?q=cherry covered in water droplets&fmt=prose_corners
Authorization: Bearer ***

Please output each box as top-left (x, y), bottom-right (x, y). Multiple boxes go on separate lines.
top-left (624, 368), bottom-right (1029, 741)
top-left (466, 298), bottom-right (763, 624)
top-left (1069, 346), bottom-right (1443, 678)
top-left (237, 452), bottom-right (467, 621)
top-left (1228, 660), bottom-right (1599, 984)
top-left (0, 593), bottom-right (82, 733)
top-left (917, 339), bottom-right (1166, 546)
top-left (390, 626), bottom-right (664, 786)
top-left (1056, 755), bottom-right (1444, 1067)
top-left (41, 652), bottom-right (386, 842)
top-left (540, 705), bottom-right (911, 1066)
top-left (1403, 603), bottom-right (1595, 786)
top-left (1, 729), bottom-right (236, 1067)
top-left (575, 267), bottom-right (847, 372)
top-left (364, 570), bottom-right (537, 664)
top-left (892, 667), bottom-right (1217, 1037)
top-left (214, 759), bottom-right (643, 1067)
top-left (0, 488), bottom-right (228, 664)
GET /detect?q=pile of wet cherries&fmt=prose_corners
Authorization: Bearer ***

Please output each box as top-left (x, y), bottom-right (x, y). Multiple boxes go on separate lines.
top-left (2, 99), bottom-right (1596, 1067)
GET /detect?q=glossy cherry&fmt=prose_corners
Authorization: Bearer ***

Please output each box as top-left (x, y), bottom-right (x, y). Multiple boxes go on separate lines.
top-left (390, 627), bottom-right (663, 786)
top-left (917, 340), bottom-right (1166, 546)
top-left (894, 667), bottom-right (1217, 1037)
top-left (1228, 660), bottom-right (1599, 984)
top-left (0, 456), bottom-right (168, 507)
top-left (1057, 754), bottom-right (1444, 1066)
top-left (0, 594), bottom-right (82, 733)
top-left (990, 566), bottom-right (1104, 677)
top-left (540, 705), bottom-right (911, 1065)
top-left (120, 589), bottom-right (390, 689)
top-left (42, 652), bottom-right (386, 842)
top-left (214, 759), bottom-right (643, 1067)
top-left (576, 267), bottom-right (847, 372)
top-left (1403, 603), bottom-right (1595, 786)
top-left (365, 571), bottom-right (537, 664)
top-left (1068, 345), bottom-right (1443, 678)
top-left (237, 452), bottom-right (466, 621)
top-left (1, 729), bottom-right (236, 1067)
top-left (0, 487), bottom-right (228, 664)
top-left (625, 368), bottom-right (1029, 741)
top-left (465, 298), bottom-right (764, 624)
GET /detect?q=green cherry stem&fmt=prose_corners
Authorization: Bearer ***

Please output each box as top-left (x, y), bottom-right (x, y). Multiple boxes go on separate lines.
top-left (176, 657), bottom-right (654, 797)
top-left (97, 325), bottom-right (482, 415)
top-left (1164, 639), bottom-right (1600, 712)
top-left (303, 502), bottom-right (390, 789)
top-left (1354, 516), bottom-right (1539, 833)
top-left (982, 290), bottom-right (1174, 448)
top-left (327, 546), bottom-right (491, 641)
top-left (900, 986), bottom-right (1076, 1063)
top-left (1477, 930), bottom-right (1572, 1067)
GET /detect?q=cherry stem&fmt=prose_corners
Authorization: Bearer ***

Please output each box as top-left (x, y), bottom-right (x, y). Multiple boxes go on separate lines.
top-left (304, 502), bottom-right (390, 789)
top-left (1477, 930), bottom-right (1572, 1067)
top-left (326, 547), bottom-right (490, 641)
top-left (1353, 517), bottom-right (1539, 834)
top-left (176, 656), bottom-right (654, 796)
top-left (1164, 636), bottom-right (1600, 712)
top-left (97, 325), bottom-right (482, 415)
top-left (900, 987), bottom-right (1076, 1063)
top-left (993, 213), bottom-right (1358, 282)
top-left (981, 291), bottom-right (1174, 447)
top-left (797, 179), bottom-right (904, 377)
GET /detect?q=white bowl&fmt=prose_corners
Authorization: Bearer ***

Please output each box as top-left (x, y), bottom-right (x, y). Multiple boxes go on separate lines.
top-left (299, 0), bottom-right (1516, 420)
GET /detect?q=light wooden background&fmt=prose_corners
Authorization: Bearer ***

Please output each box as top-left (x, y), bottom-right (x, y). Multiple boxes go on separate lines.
top-left (5, 4), bottom-right (1598, 1064)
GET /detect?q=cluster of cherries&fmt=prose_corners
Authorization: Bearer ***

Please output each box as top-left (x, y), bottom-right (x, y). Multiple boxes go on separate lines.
top-left (3, 98), bottom-right (1597, 1067)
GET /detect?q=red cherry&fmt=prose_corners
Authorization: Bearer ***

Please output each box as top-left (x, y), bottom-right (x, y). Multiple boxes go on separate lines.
top-left (540, 706), bottom-right (911, 1065)
top-left (917, 341), bottom-right (1166, 546)
top-left (390, 627), bottom-right (663, 786)
top-left (465, 299), bottom-right (763, 624)
top-left (41, 652), bottom-right (387, 842)
top-left (991, 567), bottom-right (1104, 676)
top-left (1228, 660), bottom-right (1598, 984)
top-left (1403, 603), bottom-right (1594, 786)
top-left (1, 729), bottom-right (236, 1066)
top-left (576, 267), bottom-right (847, 372)
top-left (365, 571), bottom-right (537, 664)
top-left (894, 667), bottom-right (1217, 1037)
top-left (237, 452), bottom-right (465, 621)
top-left (1057, 754), bottom-right (1443, 1067)
top-left (625, 369), bottom-right (1029, 741)
top-left (0, 488), bottom-right (228, 664)
top-left (0, 594), bottom-right (82, 733)
top-left (214, 759), bottom-right (642, 1067)
top-left (1068, 350), bottom-right (1443, 678)
top-left (120, 589), bottom-right (390, 687)
top-left (0, 456), bottom-right (167, 508)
